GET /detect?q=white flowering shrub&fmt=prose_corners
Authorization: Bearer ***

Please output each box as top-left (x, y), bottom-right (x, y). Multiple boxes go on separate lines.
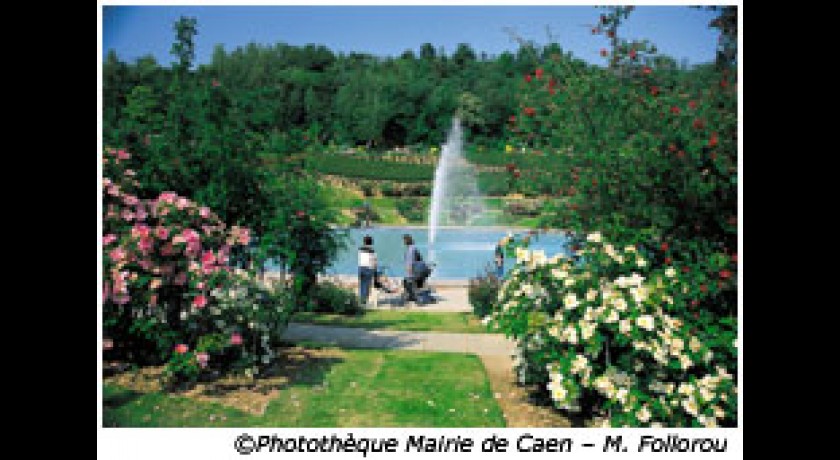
top-left (488, 232), bottom-right (737, 427)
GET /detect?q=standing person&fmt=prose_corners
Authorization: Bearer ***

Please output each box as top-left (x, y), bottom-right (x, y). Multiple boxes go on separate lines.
top-left (402, 234), bottom-right (419, 302)
top-left (494, 236), bottom-right (507, 278)
top-left (358, 235), bottom-right (377, 305)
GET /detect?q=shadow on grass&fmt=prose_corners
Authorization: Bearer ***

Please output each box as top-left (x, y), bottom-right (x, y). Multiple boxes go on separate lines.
top-left (103, 343), bottom-right (346, 405)
top-left (190, 345), bottom-right (346, 399)
top-left (103, 387), bottom-right (143, 409)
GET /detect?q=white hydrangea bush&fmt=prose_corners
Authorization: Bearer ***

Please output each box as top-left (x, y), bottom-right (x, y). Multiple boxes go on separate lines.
top-left (489, 233), bottom-right (737, 427)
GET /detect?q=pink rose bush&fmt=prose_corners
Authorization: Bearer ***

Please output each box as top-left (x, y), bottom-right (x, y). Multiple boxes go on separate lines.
top-left (102, 147), bottom-right (294, 389)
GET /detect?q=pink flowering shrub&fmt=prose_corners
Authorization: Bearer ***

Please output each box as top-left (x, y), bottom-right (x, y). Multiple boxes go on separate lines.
top-left (102, 147), bottom-right (293, 389)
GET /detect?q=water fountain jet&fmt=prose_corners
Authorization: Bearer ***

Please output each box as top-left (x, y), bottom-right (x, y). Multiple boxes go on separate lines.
top-left (427, 117), bottom-right (491, 267)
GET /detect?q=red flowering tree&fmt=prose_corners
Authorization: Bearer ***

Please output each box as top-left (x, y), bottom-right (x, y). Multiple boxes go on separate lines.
top-left (487, 7), bottom-right (738, 425)
top-left (511, 7), bottom-right (736, 266)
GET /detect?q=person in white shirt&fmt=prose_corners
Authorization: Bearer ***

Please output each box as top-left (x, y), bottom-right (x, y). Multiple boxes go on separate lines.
top-left (358, 235), bottom-right (377, 305)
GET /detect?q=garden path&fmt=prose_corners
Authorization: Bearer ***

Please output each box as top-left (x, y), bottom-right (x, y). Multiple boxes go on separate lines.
top-left (282, 292), bottom-right (574, 427)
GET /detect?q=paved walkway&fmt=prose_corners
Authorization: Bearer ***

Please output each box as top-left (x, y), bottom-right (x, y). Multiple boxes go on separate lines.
top-left (366, 286), bottom-right (472, 312)
top-left (264, 273), bottom-right (472, 312)
top-left (283, 323), bottom-right (514, 355)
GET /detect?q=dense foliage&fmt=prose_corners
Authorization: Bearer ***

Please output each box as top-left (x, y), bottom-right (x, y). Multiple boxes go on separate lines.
top-left (309, 280), bottom-right (364, 315)
top-left (104, 17), bottom-right (346, 303)
top-left (478, 6), bottom-right (738, 427)
top-left (104, 33), bottom-right (535, 151)
top-left (468, 264), bottom-right (502, 319)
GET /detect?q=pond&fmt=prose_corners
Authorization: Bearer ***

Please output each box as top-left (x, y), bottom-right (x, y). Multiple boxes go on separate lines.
top-left (319, 226), bottom-right (571, 280)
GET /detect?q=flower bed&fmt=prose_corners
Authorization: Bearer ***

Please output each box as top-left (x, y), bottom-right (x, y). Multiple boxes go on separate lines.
top-left (103, 147), bottom-right (294, 389)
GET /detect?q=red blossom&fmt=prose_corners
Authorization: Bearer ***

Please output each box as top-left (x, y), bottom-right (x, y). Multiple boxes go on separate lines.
top-left (660, 242), bottom-right (669, 251)
top-left (731, 253), bottom-right (738, 264)
top-left (506, 163), bottom-right (516, 172)
top-left (524, 74), bottom-right (532, 83)
top-left (650, 86), bottom-right (659, 96)
top-left (689, 100), bottom-right (697, 109)
top-left (508, 115), bottom-right (516, 123)
top-left (549, 88), bottom-right (556, 95)
top-left (535, 68), bottom-right (544, 79)
top-left (607, 30), bottom-right (615, 38)
top-left (296, 210), bottom-right (306, 218)
top-left (682, 266), bottom-right (690, 274)
top-left (719, 270), bottom-right (732, 280)
top-left (513, 170), bottom-right (521, 179)
top-left (664, 257), bottom-right (672, 264)
top-left (523, 107), bottom-right (536, 117)
top-left (709, 132), bottom-right (719, 148)
top-left (693, 118), bottom-right (705, 130)
top-left (193, 294), bottom-right (208, 308)
top-left (175, 344), bottom-right (189, 354)
top-left (699, 284), bottom-right (708, 293)
top-left (670, 106), bottom-right (681, 115)
top-left (138, 237), bottom-right (153, 254)
top-left (668, 143), bottom-right (677, 152)
top-left (629, 49), bottom-right (637, 60)
top-left (201, 250), bottom-right (216, 266)
top-left (677, 150), bottom-right (686, 159)
top-left (600, 48), bottom-right (608, 57)
top-left (643, 66), bottom-right (652, 75)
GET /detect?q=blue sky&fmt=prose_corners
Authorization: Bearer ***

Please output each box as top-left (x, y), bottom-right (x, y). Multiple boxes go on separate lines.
top-left (102, 5), bottom-right (721, 67)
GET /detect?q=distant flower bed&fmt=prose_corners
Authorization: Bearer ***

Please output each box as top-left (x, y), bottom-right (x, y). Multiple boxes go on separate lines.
top-left (307, 154), bottom-right (434, 182)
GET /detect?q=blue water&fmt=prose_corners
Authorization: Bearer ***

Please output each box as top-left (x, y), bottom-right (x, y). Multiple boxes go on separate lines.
top-left (321, 227), bottom-right (570, 280)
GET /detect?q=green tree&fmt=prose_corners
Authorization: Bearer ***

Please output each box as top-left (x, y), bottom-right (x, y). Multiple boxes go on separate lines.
top-left (171, 16), bottom-right (198, 74)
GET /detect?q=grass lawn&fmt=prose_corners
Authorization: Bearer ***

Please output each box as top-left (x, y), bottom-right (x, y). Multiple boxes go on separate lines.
top-left (293, 310), bottom-right (489, 334)
top-left (368, 197), bottom-right (408, 225)
top-left (103, 345), bottom-right (505, 427)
